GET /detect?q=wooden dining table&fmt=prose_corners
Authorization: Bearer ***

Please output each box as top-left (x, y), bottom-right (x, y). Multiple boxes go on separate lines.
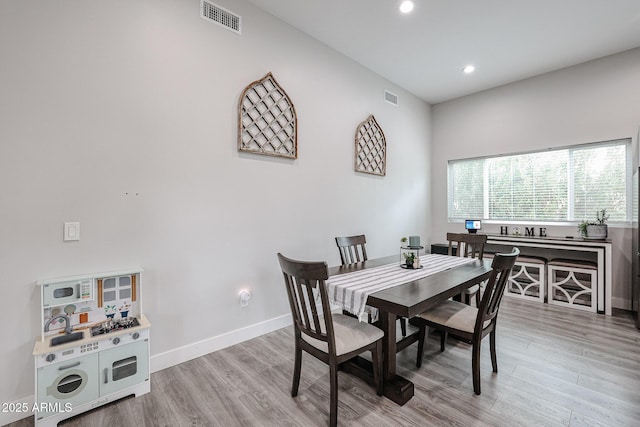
top-left (327, 254), bottom-right (493, 405)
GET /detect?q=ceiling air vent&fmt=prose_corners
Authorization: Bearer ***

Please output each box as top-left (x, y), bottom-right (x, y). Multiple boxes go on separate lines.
top-left (201, 0), bottom-right (241, 34)
top-left (384, 90), bottom-right (398, 106)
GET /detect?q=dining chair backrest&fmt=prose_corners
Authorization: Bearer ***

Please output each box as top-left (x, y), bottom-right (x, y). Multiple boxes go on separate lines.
top-left (277, 253), bottom-right (384, 426)
top-left (413, 247), bottom-right (520, 395)
top-left (335, 235), bottom-right (368, 265)
top-left (336, 233), bottom-right (408, 336)
top-left (476, 248), bottom-right (519, 332)
top-left (277, 253), bottom-right (336, 353)
top-left (447, 232), bottom-right (487, 260)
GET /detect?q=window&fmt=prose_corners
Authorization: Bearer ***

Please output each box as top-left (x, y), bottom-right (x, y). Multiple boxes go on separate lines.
top-left (448, 139), bottom-right (632, 223)
top-left (99, 275), bottom-right (135, 305)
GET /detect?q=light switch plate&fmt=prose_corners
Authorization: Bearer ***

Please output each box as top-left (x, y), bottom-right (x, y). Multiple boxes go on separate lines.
top-left (64, 222), bottom-right (80, 241)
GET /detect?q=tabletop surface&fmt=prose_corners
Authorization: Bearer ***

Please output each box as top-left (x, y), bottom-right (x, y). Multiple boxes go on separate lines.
top-left (329, 255), bottom-right (492, 318)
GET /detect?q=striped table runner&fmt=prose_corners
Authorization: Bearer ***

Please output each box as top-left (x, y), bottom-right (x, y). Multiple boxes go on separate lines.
top-left (327, 254), bottom-right (476, 321)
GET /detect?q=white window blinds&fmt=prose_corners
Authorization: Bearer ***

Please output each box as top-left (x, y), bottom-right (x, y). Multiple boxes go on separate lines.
top-left (448, 139), bottom-right (631, 223)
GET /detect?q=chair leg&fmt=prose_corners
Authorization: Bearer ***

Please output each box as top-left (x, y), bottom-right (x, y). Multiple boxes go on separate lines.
top-left (490, 330), bottom-right (498, 373)
top-left (416, 325), bottom-right (426, 368)
top-left (472, 340), bottom-right (481, 395)
top-left (291, 344), bottom-right (302, 397)
top-left (475, 289), bottom-right (481, 307)
top-left (400, 317), bottom-right (407, 337)
top-left (329, 362), bottom-right (338, 427)
top-left (372, 341), bottom-right (383, 396)
top-left (440, 331), bottom-right (447, 352)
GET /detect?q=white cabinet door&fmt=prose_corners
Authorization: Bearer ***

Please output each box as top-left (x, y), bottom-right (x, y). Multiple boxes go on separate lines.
top-left (99, 340), bottom-right (149, 397)
top-left (36, 353), bottom-right (99, 420)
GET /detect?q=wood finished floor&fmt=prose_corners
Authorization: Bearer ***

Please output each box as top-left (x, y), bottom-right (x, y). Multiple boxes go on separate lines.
top-left (10, 298), bottom-right (640, 427)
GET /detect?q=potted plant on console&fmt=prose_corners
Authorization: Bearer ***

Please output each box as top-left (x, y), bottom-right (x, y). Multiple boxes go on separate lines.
top-left (578, 209), bottom-right (609, 239)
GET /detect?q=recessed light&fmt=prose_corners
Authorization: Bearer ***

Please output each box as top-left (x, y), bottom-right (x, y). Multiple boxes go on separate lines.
top-left (399, 1), bottom-right (414, 14)
top-left (463, 65), bottom-right (475, 74)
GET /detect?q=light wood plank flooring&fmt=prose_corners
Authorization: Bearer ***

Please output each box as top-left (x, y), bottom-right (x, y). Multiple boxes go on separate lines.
top-left (10, 298), bottom-right (640, 426)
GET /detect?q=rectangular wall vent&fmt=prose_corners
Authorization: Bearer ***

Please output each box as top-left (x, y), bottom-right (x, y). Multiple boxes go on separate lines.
top-left (384, 90), bottom-right (398, 106)
top-left (201, 0), bottom-right (241, 34)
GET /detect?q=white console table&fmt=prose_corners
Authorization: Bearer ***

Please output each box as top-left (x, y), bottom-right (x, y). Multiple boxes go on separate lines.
top-left (484, 235), bottom-right (612, 315)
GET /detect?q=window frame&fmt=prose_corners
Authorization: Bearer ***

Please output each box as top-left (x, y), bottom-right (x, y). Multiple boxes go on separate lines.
top-left (447, 138), bottom-right (633, 226)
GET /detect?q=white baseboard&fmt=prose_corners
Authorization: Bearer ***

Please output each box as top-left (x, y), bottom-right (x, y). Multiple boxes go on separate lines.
top-left (2, 314), bottom-right (292, 425)
top-left (0, 395), bottom-right (35, 425)
top-left (149, 313), bottom-right (292, 373)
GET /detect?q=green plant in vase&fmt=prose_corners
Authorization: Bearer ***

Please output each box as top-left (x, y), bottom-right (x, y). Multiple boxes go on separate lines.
top-left (578, 209), bottom-right (609, 239)
top-left (403, 252), bottom-right (415, 267)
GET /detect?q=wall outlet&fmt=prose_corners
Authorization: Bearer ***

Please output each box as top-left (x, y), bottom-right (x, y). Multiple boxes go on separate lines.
top-left (239, 290), bottom-right (251, 308)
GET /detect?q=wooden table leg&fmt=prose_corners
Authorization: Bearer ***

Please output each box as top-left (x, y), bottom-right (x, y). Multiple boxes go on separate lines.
top-left (341, 311), bottom-right (415, 405)
top-left (379, 310), bottom-right (414, 405)
top-left (381, 310), bottom-right (396, 380)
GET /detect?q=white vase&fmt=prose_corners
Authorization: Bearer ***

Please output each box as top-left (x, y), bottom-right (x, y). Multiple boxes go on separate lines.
top-left (586, 224), bottom-right (607, 239)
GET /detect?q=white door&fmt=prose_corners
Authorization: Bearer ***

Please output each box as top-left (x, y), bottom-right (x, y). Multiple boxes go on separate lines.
top-left (36, 353), bottom-right (99, 420)
top-left (99, 340), bottom-right (149, 397)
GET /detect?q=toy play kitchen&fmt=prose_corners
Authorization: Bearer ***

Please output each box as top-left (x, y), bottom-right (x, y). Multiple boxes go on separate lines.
top-left (32, 268), bottom-right (150, 426)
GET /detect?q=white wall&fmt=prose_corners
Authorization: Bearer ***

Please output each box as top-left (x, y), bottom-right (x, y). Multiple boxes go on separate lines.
top-left (0, 0), bottom-right (431, 415)
top-left (431, 47), bottom-right (640, 309)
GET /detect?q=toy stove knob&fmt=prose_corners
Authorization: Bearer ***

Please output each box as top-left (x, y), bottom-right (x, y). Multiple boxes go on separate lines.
top-left (112, 337), bottom-right (120, 345)
top-left (46, 353), bottom-right (55, 363)
top-left (132, 332), bottom-right (140, 340)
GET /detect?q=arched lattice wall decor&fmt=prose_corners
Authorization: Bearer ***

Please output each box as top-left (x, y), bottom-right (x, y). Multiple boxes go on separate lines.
top-left (354, 114), bottom-right (386, 176)
top-left (238, 72), bottom-right (297, 159)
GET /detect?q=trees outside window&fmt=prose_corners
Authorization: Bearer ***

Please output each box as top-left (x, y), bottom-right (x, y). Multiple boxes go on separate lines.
top-left (448, 139), bottom-right (631, 223)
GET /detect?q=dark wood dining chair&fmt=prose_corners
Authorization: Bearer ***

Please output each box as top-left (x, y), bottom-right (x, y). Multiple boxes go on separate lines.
top-left (335, 235), bottom-right (408, 337)
top-left (446, 232), bottom-right (488, 305)
top-left (411, 248), bottom-right (519, 395)
top-left (277, 253), bottom-right (383, 427)
top-left (335, 234), bottom-right (368, 264)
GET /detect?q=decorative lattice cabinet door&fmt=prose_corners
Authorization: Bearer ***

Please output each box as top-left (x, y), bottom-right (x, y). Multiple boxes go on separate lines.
top-left (238, 72), bottom-right (297, 159)
top-left (354, 115), bottom-right (386, 176)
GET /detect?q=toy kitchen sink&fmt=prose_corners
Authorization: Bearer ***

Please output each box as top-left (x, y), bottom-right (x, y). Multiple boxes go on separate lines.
top-left (33, 268), bottom-right (150, 426)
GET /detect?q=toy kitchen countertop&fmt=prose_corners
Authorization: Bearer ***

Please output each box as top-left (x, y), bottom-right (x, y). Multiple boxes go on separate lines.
top-left (33, 314), bottom-right (150, 355)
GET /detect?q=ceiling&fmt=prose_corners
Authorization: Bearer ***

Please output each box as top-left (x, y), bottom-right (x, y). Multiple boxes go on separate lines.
top-left (246, 0), bottom-right (640, 104)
